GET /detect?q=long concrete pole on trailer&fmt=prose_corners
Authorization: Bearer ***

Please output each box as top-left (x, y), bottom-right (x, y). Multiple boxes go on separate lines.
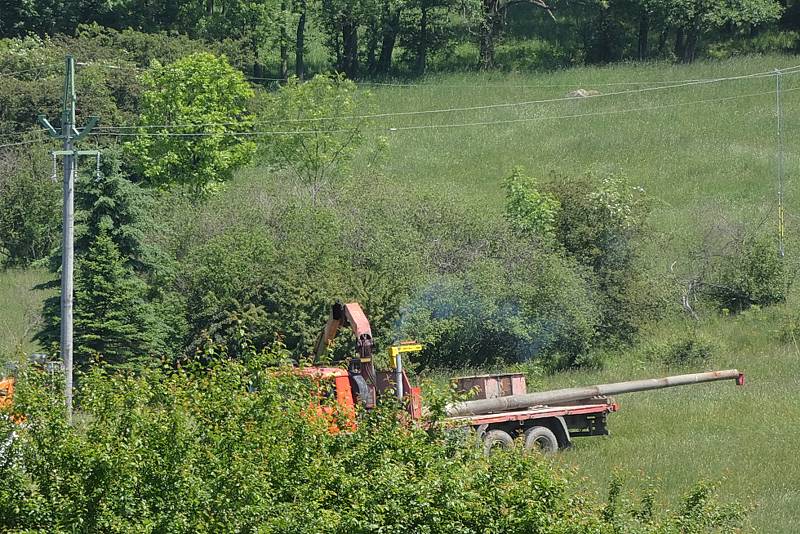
top-left (445, 369), bottom-right (744, 417)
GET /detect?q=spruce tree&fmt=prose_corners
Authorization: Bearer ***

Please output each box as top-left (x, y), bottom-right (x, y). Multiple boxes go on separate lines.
top-left (36, 153), bottom-right (172, 369)
top-left (73, 231), bottom-right (162, 370)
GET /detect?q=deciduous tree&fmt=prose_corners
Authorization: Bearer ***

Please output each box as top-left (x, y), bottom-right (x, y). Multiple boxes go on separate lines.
top-left (126, 52), bottom-right (255, 198)
top-left (257, 74), bottom-right (370, 201)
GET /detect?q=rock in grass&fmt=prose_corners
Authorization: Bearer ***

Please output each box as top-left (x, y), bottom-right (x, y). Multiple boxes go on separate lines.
top-left (566, 89), bottom-right (601, 98)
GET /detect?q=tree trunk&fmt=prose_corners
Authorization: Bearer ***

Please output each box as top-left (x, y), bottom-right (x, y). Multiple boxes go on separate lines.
top-left (366, 17), bottom-right (379, 73)
top-left (637, 10), bottom-right (649, 60)
top-left (252, 35), bottom-right (264, 82)
top-left (342, 17), bottom-right (359, 78)
top-left (332, 27), bottom-right (343, 70)
top-left (479, 0), bottom-right (501, 70)
top-left (295, 0), bottom-right (307, 79)
top-left (414, 5), bottom-right (429, 75)
top-left (280, 0), bottom-right (289, 80)
top-left (673, 26), bottom-right (686, 60)
top-left (378, 4), bottom-right (401, 74)
top-left (683, 23), bottom-right (700, 63)
top-left (656, 27), bottom-right (669, 56)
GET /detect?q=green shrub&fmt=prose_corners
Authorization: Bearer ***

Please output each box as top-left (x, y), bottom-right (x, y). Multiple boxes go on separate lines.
top-left (502, 166), bottom-right (560, 240)
top-left (398, 253), bottom-right (600, 370)
top-left (645, 331), bottom-right (717, 368)
top-left (543, 172), bottom-right (652, 343)
top-left (0, 344), bottom-right (745, 533)
top-left (35, 158), bottom-right (172, 366)
top-left (708, 30), bottom-right (800, 59)
top-left (494, 38), bottom-right (578, 71)
top-left (0, 141), bottom-right (60, 268)
top-left (706, 233), bottom-right (787, 313)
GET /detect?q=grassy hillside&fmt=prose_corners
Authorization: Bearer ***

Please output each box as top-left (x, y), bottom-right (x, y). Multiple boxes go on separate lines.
top-left (359, 55), bottom-right (800, 532)
top-left (1, 54), bottom-right (798, 530)
top-left (540, 311), bottom-right (800, 532)
top-left (0, 268), bottom-right (51, 360)
top-left (362, 56), bottom-right (800, 247)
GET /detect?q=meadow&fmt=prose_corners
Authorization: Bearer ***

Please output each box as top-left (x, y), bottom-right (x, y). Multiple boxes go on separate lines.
top-left (356, 55), bottom-right (800, 531)
top-left (3, 54), bottom-right (800, 531)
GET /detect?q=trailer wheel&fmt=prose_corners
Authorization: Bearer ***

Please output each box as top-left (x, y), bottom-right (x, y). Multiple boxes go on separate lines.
top-left (524, 426), bottom-right (559, 454)
top-left (482, 429), bottom-right (514, 455)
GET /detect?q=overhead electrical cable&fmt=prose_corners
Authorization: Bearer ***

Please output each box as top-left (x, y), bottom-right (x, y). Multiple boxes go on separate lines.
top-left (0, 138), bottom-right (49, 149)
top-left (382, 87), bottom-right (800, 131)
top-left (74, 59), bottom-right (800, 90)
top-left (357, 67), bottom-right (800, 88)
top-left (93, 66), bottom-right (800, 131)
top-left (89, 87), bottom-right (799, 139)
top-left (0, 63), bottom-right (61, 78)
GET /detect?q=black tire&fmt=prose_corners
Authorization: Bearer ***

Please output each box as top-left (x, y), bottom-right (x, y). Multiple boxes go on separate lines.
top-left (524, 426), bottom-right (559, 454)
top-left (482, 429), bottom-right (514, 455)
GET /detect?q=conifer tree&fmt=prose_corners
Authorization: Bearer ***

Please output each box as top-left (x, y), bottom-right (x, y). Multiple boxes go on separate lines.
top-left (36, 154), bottom-right (172, 369)
top-left (73, 230), bottom-right (162, 370)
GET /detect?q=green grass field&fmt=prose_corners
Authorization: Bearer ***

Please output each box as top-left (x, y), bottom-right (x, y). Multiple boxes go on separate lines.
top-left (0, 268), bottom-right (50, 360)
top-left (2, 54), bottom-right (799, 531)
top-left (541, 312), bottom-right (800, 532)
top-left (359, 56), bottom-right (800, 531)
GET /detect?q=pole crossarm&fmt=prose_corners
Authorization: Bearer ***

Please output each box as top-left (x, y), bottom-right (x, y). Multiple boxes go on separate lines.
top-left (38, 115), bottom-right (99, 141)
top-left (52, 150), bottom-right (100, 156)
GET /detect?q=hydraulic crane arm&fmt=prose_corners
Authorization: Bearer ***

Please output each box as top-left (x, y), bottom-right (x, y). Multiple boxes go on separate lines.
top-left (314, 302), bottom-right (376, 383)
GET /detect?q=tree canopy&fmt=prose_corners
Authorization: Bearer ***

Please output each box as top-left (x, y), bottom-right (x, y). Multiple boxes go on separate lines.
top-left (125, 52), bottom-right (255, 198)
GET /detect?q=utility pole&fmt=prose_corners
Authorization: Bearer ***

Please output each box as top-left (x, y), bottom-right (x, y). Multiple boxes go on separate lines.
top-left (38, 55), bottom-right (98, 421)
top-left (775, 68), bottom-right (786, 258)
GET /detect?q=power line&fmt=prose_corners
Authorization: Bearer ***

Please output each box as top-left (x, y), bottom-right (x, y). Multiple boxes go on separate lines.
top-left (0, 131), bottom-right (30, 138)
top-left (76, 61), bottom-right (143, 71)
top-left (91, 128), bottom-right (355, 137)
top-left (90, 86), bottom-right (798, 139)
top-left (73, 58), bottom-right (800, 92)
top-left (0, 138), bottom-right (48, 149)
top-left (0, 63), bottom-right (61, 78)
top-left (93, 65), bottom-right (800, 131)
top-left (383, 87), bottom-right (800, 132)
top-left (239, 64), bottom-right (800, 87)
top-left (359, 67), bottom-right (800, 89)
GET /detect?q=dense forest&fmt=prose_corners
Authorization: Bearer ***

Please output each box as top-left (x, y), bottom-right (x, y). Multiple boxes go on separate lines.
top-left (2, 0), bottom-right (800, 77)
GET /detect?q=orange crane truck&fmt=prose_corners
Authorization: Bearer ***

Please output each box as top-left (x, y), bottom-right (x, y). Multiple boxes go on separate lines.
top-left (310, 302), bottom-right (745, 453)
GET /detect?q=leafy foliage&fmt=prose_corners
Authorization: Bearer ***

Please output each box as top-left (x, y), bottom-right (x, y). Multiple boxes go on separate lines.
top-left (543, 172), bottom-right (651, 343)
top-left (126, 52), bottom-right (255, 198)
top-left (502, 166), bottom-right (560, 240)
top-left (0, 345), bottom-right (745, 532)
top-left (72, 231), bottom-right (164, 369)
top-left (644, 329), bottom-right (717, 368)
top-left (0, 141), bottom-right (60, 267)
top-left (705, 233), bottom-right (787, 312)
top-left (257, 74), bottom-right (371, 201)
top-left (399, 255), bottom-right (599, 369)
top-left (36, 159), bottom-right (169, 366)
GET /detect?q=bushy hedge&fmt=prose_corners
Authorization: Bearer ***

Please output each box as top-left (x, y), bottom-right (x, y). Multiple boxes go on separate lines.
top-left (0, 346), bottom-right (744, 533)
top-left (0, 140), bottom-right (60, 267)
top-left (162, 183), bottom-right (605, 370)
top-left (705, 233), bottom-right (787, 313)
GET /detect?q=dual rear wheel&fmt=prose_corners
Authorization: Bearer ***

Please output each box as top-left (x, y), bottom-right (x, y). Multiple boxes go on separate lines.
top-left (482, 426), bottom-right (559, 455)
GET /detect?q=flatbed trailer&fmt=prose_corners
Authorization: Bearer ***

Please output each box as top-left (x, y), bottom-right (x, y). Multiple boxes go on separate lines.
top-left (446, 401), bottom-right (618, 453)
